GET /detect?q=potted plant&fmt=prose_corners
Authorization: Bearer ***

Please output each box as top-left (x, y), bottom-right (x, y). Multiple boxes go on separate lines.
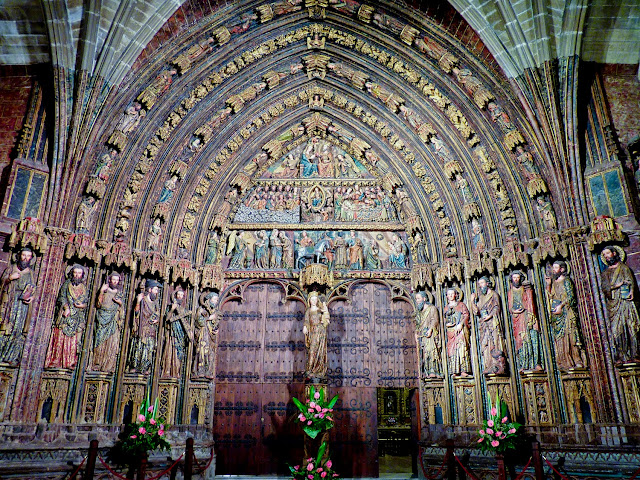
top-left (292, 385), bottom-right (338, 439)
top-left (290, 442), bottom-right (340, 480)
top-left (112, 397), bottom-right (170, 477)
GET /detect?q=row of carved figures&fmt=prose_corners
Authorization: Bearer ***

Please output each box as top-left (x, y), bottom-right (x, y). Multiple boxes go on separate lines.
top-left (0, 249), bottom-right (220, 381)
top-left (0, 246), bottom-right (638, 383)
top-left (415, 250), bottom-right (640, 382)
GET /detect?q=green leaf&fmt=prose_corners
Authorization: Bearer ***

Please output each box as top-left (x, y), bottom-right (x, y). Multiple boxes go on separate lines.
top-left (327, 395), bottom-right (339, 409)
top-left (303, 425), bottom-right (322, 439)
top-left (316, 442), bottom-right (327, 465)
top-left (293, 397), bottom-right (306, 413)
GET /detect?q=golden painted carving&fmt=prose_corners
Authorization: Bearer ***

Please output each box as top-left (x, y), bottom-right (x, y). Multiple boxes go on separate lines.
top-left (65, 234), bottom-right (99, 264)
top-left (411, 264), bottom-right (434, 290)
top-left (486, 376), bottom-right (516, 420)
top-left (307, 30), bottom-right (326, 48)
top-left (587, 216), bottom-right (626, 251)
top-left (618, 364), bottom-right (640, 423)
top-left (119, 375), bottom-right (146, 423)
top-left (38, 371), bottom-right (71, 424)
top-left (421, 382), bottom-right (445, 425)
top-left (521, 371), bottom-right (553, 425)
top-left (9, 218), bottom-right (48, 254)
top-left (256, 4), bottom-right (274, 22)
top-left (81, 373), bottom-right (112, 423)
top-left (187, 385), bottom-right (210, 425)
top-left (201, 264), bottom-right (225, 290)
top-left (0, 368), bottom-right (16, 421)
top-left (466, 251), bottom-right (495, 278)
top-left (101, 241), bottom-right (134, 270)
top-left (436, 259), bottom-right (464, 284)
top-left (139, 251), bottom-right (168, 280)
top-left (303, 54), bottom-right (330, 79)
top-left (561, 371), bottom-right (595, 424)
top-left (169, 259), bottom-right (198, 286)
top-left (213, 26), bottom-right (231, 45)
top-left (453, 377), bottom-right (477, 425)
top-left (300, 263), bottom-right (333, 289)
top-left (357, 4), bottom-right (374, 23)
top-left (501, 239), bottom-right (530, 270)
top-left (533, 232), bottom-right (569, 263)
top-left (400, 25), bottom-right (419, 45)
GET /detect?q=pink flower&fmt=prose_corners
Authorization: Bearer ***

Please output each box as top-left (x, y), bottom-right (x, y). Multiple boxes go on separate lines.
top-left (486, 428), bottom-right (494, 435)
top-left (299, 414), bottom-right (307, 422)
top-left (307, 421), bottom-right (312, 425)
top-left (487, 420), bottom-right (494, 427)
top-left (321, 472), bottom-right (327, 478)
top-left (308, 408), bottom-right (314, 413)
top-left (308, 475), bottom-right (313, 480)
top-left (294, 466), bottom-right (300, 471)
top-left (490, 407), bottom-right (497, 416)
top-left (315, 405), bottom-right (321, 412)
top-left (307, 463), bottom-right (314, 471)
top-left (477, 438), bottom-right (484, 443)
top-left (333, 474), bottom-right (339, 477)
top-left (495, 431), bottom-right (502, 437)
top-left (138, 427), bottom-right (146, 434)
top-left (309, 402), bottom-right (316, 409)
top-left (130, 435), bottom-right (137, 439)
top-left (501, 416), bottom-right (508, 424)
top-left (319, 413), bottom-right (325, 419)
top-left (326, 460), bottom-right (332, 468)
top-left (317, 468), bottom-right (323, 472)
top-left (158, 430), bottom-right (164, 436)
top-left (321, 408), bottom-right (328, 413)
top-left (479, 429), bottom-right (485, 435)
top-left (150, 419), bottom-right (156, 425)
top-left (138, 414), bottom-right (146, 422)
top-left (148, 406), bottom-right (154, 413)
top-left (314, 391), bottom-right (321, 400)
top-left (508, 428), bottom-right (516, 434)
top-left (160, 424), bottom-right (165, 430)
top-left (491, 440), bottom-right (500, 447)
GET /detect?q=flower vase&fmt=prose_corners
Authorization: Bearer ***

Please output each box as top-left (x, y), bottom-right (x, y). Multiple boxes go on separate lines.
top-left (136, 451), bottom-right (148, 480)
top-left (304, 430), bottom-right (329, 464)
top-left (495, 453), bottom-right (507, 480)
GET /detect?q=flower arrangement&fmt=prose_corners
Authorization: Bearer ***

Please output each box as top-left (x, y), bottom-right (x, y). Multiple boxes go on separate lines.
top-left (118, 397), bottom-right (170, 458)
top-left (290, 442), bottom-right (340, 480)
top-left (476, 393), bottom-right (521, 453)
top-left (292, 385), bottom-right (338, 439)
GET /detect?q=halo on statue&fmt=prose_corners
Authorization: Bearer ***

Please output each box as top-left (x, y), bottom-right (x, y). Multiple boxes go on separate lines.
top-left (446, 286), bottom-right (464, 301)
top-left (477, 275), bottom-right (495, 289)
top-left (424, 290), bottom-right (434, 305)
top-left (601, 245), bottom-right (626, 264)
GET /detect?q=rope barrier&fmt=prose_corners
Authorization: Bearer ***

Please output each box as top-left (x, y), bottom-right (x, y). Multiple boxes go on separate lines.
top-left (629, 464), bottom-right (640, 480)
top-left (453, 454), bottom-right (482, 480)
top-left (543, 456), bottom-right (573, 480)
top-left (98, 456), bottom-right (129, 480)
top-left (192, 448), bottom-right (215, 475)
top-left (418, 449), bottom-right (449, 480)
top-left (146, 454), bottom-right (184, 480)
top-left (512, 456), bottom-right (532, 480)
top-left (64, 455), bottom-right (87, 480)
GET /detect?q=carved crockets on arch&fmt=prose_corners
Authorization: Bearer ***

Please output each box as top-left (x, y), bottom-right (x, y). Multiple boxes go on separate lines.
top-left (72, 0), bottom-right (559, 274)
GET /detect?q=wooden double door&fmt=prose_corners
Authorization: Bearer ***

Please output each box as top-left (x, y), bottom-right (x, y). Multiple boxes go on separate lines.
top-left (213, 281), bottom-right (417, 476)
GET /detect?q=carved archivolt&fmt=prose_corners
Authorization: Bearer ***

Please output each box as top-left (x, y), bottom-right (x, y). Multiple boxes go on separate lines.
top-left (76, 13), bottom-right (551, 267)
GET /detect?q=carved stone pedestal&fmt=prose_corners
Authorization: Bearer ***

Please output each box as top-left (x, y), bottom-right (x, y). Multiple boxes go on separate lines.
top-left (187, 381), bottom-right (212, 425)
top-left (119, 373), bottom-right (147, 424)
top-left (521, 370), bottom-right (552, 425)
top-left (452, 376), bottom-right (477, 424)
top-left (38, 369), bottom-right (72, 423)
top-left (560, 369), bottom-right (595, 424)
top-left (158, 378), bottom-right (179, 423)
top-left (81, 372), bottom-right (112, 423)
top-left (0, 364), bottom-right (17, 421)
top-left (617, 363), bottom-right (640, 423)
top-left (420, 378), bottom-right (445, 425)
top-left (485, 375), bottom-right (516, 418)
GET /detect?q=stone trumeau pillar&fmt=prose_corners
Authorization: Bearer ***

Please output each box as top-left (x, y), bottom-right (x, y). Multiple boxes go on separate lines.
top-left (11, 228), bottom-right (70, 421)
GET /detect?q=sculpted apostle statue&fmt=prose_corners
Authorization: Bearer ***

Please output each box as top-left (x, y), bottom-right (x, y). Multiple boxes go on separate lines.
top-left (303, 291), bottom-right (330, 380)
top-left (128, 279), bottom-right (161, 374)
top-left (600, 246), bottom-right (640, 364)
top-left (415, 291), bottom-right (442, 378)
top-left (160, 287), bottom-right (192, 378)
top-left (444, 288), bottom-right (472, 377)
top-left (91, 272), bottom-right (124, 372)
top-left (545, 261), bottom-right (587, 371)
top-left (45, 265), bottom-right (90, 369)
top-left (192, 291), bottom-right (220, 379)
top-left (470, 276), bottom-right (508, 375)
top-left (508, 271), bottom-right (543, 372)
top-left (0, 248), bottom-right (36, 365)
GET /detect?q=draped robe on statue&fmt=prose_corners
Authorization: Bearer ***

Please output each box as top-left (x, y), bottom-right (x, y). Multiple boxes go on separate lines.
top-left (45, 280), bottom-right (89, 369)
top-left (508, 284), bottom-right (542, 371)
top-left (548, 277), bottom-right (585, 370)
top-left (472, 289), bottom-right (507, 375)
top-left (304, 301), bottom-right (330, 379)
top-left (444, 301), bottom-right (471, 375)
top-left (92, 285), bottom-right (123, 372)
